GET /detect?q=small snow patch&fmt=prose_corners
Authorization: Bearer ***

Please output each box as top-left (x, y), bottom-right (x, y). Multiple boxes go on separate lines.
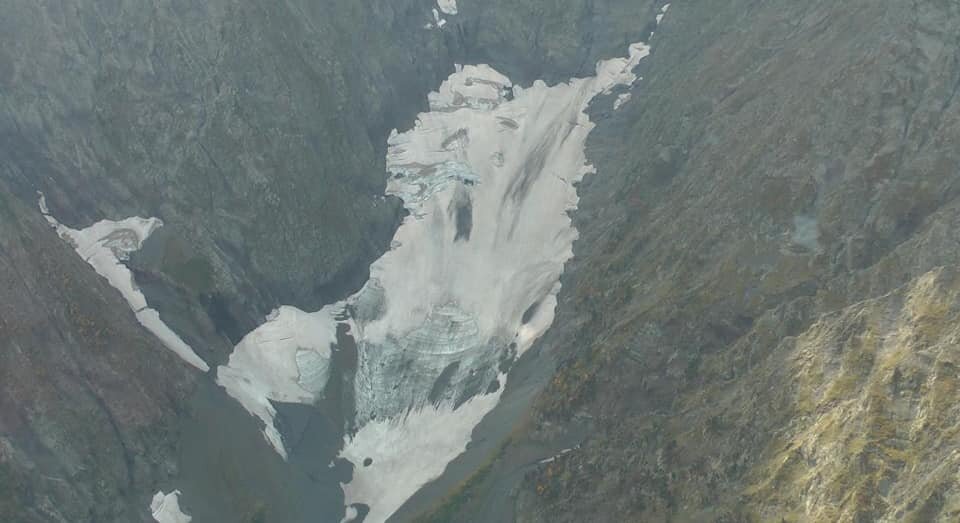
top-left (437, 0), bottom-right (457, 15)
top-left (150, 490), bottom-right (192, 523)
top-left (657, 3), bottom-right (670, 25)
top-left (614, 92), bottom-right (632, 110)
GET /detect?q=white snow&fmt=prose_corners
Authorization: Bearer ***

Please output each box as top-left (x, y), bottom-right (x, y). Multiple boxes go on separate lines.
top-left (135, 309), bottom-right (208, 371)
top-left (150, 490), bottom-right (192, 523)
top-left (216, 304), bottom-right (340, 458)
top-left (537, 446), bottom-right (578, 465)
top-left (427, 7), bottom-right (448, 30)
top-left (38, 193), bottom-right (209, 372)
top-left (657, 3), bottom-right (670, 25)
top-left (437, 0), bottom-right (457, 16)
top-left (340, 506), bottom-right (360, 523)
top-left (341, 389), bottom-right (502, 523)
top-left (595, 42), bottom-right (652, 95)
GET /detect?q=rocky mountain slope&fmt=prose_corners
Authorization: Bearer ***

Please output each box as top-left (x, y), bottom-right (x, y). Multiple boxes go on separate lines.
top-left (0, 184), bottom-right (196, 522)
top-left (4, 0), bottom-right (960, 521)
top-left (419, 1), bottom-right (960, 521)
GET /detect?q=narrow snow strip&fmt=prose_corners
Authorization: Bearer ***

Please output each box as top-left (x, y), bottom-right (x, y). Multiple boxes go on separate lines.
top-left (657, 3), bottom-right (670, 25)
top-left (216, 304), bottom-right (340, 458)
top-left (537, 445), bottom-right (579, 465)
top-left (150, 490), bottom-right (192, 523)
top-left (38, 193), bottom-right (209, 372)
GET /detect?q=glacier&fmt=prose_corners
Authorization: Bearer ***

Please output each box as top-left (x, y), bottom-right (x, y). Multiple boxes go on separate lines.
top-left (35, 6), bottom-right (666, 521)
top-left (338, 36), bottom-right (655, 520)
